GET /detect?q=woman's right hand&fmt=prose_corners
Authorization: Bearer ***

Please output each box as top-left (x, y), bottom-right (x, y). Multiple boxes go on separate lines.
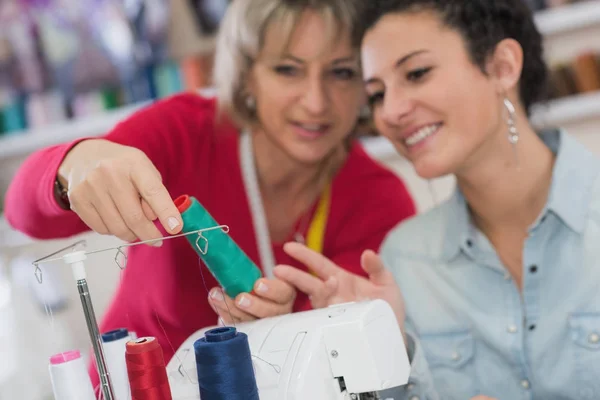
top-left (58, 139), bottom-right (183, 245)
top-left (274, 242), bottom-right (407, 335)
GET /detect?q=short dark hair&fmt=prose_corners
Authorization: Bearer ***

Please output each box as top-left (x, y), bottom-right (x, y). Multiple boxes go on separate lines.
top-left (353, 0), bottom-right (549, 115)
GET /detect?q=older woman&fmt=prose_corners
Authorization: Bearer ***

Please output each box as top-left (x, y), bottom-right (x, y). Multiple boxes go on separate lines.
top-left (275, 0), bottom-right (600, 399)
top-left (4, 0), bottom-right (415, 389)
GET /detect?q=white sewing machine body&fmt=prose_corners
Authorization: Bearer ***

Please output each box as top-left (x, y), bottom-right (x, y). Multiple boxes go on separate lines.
top-left (167, 299), bottom-right (411, 399)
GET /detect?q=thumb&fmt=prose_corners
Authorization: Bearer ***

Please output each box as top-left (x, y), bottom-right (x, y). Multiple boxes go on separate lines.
top-left (361, 250), bottom-right (394, 286)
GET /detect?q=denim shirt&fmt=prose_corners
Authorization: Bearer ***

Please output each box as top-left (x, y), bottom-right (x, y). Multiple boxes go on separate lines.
top-left (381, 129), bottom-right (600, 400)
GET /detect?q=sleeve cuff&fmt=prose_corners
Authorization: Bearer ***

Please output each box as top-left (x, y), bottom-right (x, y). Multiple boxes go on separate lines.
top-left (40, 137), bottom-right (93, 217)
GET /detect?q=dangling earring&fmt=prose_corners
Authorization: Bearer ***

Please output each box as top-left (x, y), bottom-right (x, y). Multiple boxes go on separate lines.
top-left (245, 95), bottom-right (256, 112)
top-left (503, 97), bottom-right (519, 166)
top-left (359, 104), bottom-right (371, 119)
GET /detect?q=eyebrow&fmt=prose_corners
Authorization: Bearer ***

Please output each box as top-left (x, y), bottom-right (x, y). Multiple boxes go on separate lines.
top-left (281, 54), bottom-right (357, 65)
top-left (364, 49), bottom-right (429, 84)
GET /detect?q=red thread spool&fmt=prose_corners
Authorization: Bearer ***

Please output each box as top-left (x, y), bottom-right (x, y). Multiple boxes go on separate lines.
top-left (125, 337), bottom-right (172, 400)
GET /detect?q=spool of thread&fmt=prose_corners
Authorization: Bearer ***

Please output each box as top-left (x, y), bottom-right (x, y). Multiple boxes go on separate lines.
top-left (48, 350), bottom-right (96, 400)
top-left (194, 327), bottom-right (259, 400)
top-left (1, 94), bottom-right (26, 133)
top-left (174, 195), bottom-right (262, 298)
top-left (102, 328), bottom-right (132, 400)
top-left (125, 337), bottom-right (172, 400)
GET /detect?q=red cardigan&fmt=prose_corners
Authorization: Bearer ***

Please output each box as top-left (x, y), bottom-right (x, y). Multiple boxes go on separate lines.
top-left (4, 93), bottom-right (415, 387)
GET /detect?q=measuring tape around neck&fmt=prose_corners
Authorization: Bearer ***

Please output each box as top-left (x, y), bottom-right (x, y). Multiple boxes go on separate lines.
top-left (239, 131), bottom-right (331, 278)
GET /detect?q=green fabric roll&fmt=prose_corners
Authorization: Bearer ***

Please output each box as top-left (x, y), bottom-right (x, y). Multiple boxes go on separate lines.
top-left (181, 197), bottom-right (262, 298)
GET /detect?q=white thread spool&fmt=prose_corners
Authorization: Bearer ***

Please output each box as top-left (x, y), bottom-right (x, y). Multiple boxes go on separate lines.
top-left (48, 350), bottom-right (96, 400)
top-left (102, 328), bottom-right (132, 400)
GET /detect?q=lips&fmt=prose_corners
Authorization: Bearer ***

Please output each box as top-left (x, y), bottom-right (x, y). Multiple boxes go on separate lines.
top-left (291, 122), bottom-right (331, 139)
top-left (403, 123), bottom-right (442, 147)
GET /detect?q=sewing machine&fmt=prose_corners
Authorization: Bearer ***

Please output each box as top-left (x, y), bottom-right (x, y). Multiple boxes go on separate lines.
top-left (166, 299), bottom-right (411, 399)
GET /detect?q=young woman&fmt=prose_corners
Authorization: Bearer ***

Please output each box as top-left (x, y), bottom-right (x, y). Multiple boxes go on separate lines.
top-left (4, 0), bottom-right (415, 388)
top-left (275, 1), bottom-right (600, 399)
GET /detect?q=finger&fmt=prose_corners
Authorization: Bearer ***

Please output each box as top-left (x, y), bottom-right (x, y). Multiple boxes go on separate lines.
top-left (130, 159), bottom-right (182, 234)
top-left (87, 181), bottom-right (137, 242)
top-left (323, 276), bottom-right (339, 298)
top-left (141, 198), bottom-right (157, 221)
top-left (253, 278), bottom-right (296, 305)
top-left (208, 288), bottom-right (255, 323)
top-left (70, 198), bottom-right (110, 235)
top-left (234, 292), bottom-right (290, 319)
top-left (283, 242), bottom-right (340, 280)
top-left (210, 294), bottom-right (252, 323)
top-left (109, 178), bottom-right (163, 245)
top-left (273, 265), bottom-right (326, 297)
top-left (361, 250), bottom-right (395, 286)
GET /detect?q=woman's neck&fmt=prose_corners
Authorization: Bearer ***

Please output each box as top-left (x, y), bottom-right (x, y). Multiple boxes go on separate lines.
top-left (456, 122), bottom-right (556, 234)
top-left (251, 129), bottom-right (345, 201)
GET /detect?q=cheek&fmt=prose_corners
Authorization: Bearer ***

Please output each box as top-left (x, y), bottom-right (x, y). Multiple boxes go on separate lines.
top-left (436, 72), bottom-right (498, 142)
top-left (330, 83), bottom-right (363, 119)
top-left (255, 88), bottom-right (295, 123)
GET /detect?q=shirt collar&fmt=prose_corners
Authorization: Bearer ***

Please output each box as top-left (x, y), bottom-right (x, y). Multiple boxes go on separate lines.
top-left (441, 189), bottom-right (470, 261)
top-left (440, 129), bottom-right (600, 261)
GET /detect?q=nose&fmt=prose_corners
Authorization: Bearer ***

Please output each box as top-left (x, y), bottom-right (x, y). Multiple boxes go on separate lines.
top-left (300, 76), bottom-right (328, 115)
top-left (380, 86), bottom-right (414, 126)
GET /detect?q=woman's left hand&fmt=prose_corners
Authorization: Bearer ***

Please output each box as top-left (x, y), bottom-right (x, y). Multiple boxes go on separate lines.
top-left (208, 277), bottom-right (297, 325)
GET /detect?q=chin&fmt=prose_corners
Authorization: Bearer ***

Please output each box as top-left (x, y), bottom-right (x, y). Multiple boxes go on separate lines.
top-left (285, 138), bottom-right (341, 166)
top-left (412, 159), bottom-right (453, 180)
top-left (290, 148), bottom-right (332, 166)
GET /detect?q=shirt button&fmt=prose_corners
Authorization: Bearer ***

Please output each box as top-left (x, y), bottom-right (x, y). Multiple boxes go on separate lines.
top-left (529, 265), bottom-right (538, 273)
top-left (507, 324), bottom-right (518, 333)
top-left (407, 383), bottom-right (415, 391)
top-left (589, 332), bottom-right (600, 344)
top-left (521, 379), bottom-right (530, 389)
top-left (451, 351), bottom-right (461, 361)
top-left (409, 396), bottom-right (420, 400)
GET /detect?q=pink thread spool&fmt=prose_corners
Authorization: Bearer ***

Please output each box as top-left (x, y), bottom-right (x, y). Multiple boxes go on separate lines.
top-left (49, 350), bottom-right (96, 400)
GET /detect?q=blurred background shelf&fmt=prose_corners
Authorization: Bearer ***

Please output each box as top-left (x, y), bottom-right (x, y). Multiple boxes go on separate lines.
top-left (531, 90), bottom-right (600, 127)
top-left (3, 90), bottom-right (598, 163)
top-left (0, 101), bottom-right (148, 161)
top-left (0, 88), bottom-right (217, 161)
top-left (535, 0), bottom-right (600, 35)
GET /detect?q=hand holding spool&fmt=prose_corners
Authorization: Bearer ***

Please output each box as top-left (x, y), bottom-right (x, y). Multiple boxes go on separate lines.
top-left (174, 195), bottom-right (262, 298)
top-left (174, 194), bottom-right (297, 324)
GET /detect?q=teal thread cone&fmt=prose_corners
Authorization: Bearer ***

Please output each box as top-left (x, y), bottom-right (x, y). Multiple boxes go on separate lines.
top-left (174, 195), bottom-right (262, 298)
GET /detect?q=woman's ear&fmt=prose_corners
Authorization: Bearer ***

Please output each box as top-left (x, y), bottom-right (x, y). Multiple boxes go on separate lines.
top-left (488, 38), bottom-right (523, 95)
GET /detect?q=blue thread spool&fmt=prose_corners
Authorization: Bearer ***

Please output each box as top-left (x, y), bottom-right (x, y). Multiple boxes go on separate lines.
top-left (101, 328), bottom-right (129, 342)
top-left (194, 327), bottom-right (259, 400)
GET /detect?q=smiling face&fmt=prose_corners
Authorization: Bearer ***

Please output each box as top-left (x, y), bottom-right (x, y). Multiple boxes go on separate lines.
top-left (361, 10), bottom-right (513, 179)
top-left (248, 10), bottom-right (364, 165)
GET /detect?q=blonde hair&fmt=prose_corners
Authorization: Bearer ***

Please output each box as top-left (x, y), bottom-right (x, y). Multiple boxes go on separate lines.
top-left (213, 0), bottom-right (360, 127)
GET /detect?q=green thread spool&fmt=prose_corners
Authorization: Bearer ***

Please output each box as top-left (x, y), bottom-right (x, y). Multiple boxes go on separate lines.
top-left (174, 195), bottom-right (262, 298)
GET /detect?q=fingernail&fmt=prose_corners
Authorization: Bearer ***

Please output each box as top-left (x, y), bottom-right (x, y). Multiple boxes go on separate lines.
top-left (150, 240), bottom-right (163, 247)
top-left (210, 290), bottom-right (224, 302)
top-left (238, 296), bottom-right (251, 308)
top-left (168, 217), bottom-right (180, 231)
top-left (256, 282), bottom-right (268, 293)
